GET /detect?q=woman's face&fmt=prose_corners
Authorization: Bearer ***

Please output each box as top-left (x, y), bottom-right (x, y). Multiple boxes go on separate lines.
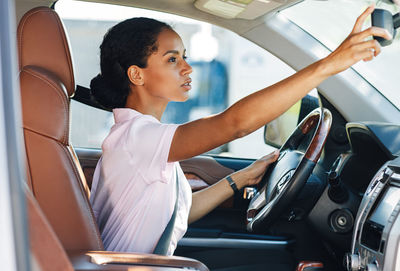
top-left (141, 29), bottom-right (192, 102)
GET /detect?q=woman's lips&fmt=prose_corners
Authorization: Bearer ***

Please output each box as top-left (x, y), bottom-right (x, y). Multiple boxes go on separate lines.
top-left (181, 79), bottom-right (192, 91)
top-left (181, 82), bottom-right (191, 91)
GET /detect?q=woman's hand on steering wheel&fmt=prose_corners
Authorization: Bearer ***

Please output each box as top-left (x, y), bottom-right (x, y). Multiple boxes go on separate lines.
top-left (230, 150), bottom-right (280, 189)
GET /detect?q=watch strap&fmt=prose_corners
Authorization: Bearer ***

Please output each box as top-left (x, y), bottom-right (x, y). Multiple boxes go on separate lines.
top-left (226, 175), bottom-right (239, 193)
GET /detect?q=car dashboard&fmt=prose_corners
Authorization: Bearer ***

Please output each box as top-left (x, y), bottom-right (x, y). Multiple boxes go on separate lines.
top-left (345, 157), bottom-right (400, 271)
top-left (309, 122), bottom-right (400, 271)
top-left (339, 123), bottom-right (400, 195)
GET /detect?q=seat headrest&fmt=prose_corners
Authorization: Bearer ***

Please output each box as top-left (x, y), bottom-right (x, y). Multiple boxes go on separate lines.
top-left (18, 7), bottom-right (75, 97)
top-left (20, 66), bottom-right (69, 145)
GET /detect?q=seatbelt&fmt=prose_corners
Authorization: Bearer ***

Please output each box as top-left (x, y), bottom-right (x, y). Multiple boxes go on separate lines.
top-left (153, 166), bottom-right (179, 255)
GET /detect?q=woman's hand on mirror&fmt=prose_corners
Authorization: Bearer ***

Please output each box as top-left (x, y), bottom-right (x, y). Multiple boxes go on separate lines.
top-left (323, 4), bottom-right (393, 76)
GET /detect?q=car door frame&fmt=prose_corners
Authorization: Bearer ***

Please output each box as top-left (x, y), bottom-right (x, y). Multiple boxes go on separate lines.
top-left (0, 0), bottom-right (30, 270)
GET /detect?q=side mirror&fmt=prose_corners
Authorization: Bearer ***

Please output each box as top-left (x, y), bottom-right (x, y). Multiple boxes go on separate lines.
top-left (264, 94), bottom-right (319, 148)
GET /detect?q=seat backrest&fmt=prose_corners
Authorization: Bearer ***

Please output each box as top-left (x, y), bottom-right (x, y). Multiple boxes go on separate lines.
top-left (18, 6), bottom-right (103, 252)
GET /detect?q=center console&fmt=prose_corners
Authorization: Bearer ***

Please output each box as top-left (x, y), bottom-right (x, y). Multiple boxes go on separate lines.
top-left (345, 158), bottom-right (400, 271)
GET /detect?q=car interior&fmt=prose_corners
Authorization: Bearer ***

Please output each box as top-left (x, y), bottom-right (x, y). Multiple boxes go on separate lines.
top-left (4, 0), bottom-right (400, 271)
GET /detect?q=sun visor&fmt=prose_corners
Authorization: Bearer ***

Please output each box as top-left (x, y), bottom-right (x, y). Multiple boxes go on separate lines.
top-left (194, 0), bottom-right (299, 20)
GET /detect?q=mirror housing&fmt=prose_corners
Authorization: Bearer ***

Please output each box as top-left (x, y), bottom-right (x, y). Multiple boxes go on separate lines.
top-left (372, 9), bottom-right (399, 47)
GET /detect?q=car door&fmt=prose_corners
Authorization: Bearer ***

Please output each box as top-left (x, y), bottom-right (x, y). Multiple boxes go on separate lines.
top-left (55, 1), bottom-right (329, 269)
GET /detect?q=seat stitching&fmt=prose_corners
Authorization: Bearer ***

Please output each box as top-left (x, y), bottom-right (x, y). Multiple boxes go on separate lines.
top-left (20, 7), bottom-right (102, 250)
top-left (23, 127), bottom-right (103, 250)
top-left (23, 127), bottom-right (64, 142)
top-left (53, 12), bottom-right (75, 95)
top-left (24, 68), bottom-right (68, 144)
top-left (23, 68), bottom-right (69, 144)
top-left (18, 8), bottom-right (74, 96)
top-left (18, 9), bottom-right (52, 68)
top-left (69, 144), bottom-right (104, 248)
top-left (59, 142), bottom-right (103, 250)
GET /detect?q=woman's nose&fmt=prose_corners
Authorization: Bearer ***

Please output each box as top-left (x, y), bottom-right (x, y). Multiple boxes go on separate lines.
top-left (181, 60), bottom-right (193, 75)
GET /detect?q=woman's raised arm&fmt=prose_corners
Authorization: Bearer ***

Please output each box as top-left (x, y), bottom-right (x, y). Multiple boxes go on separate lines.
top-left (168, 4), bottom-right (392, 162)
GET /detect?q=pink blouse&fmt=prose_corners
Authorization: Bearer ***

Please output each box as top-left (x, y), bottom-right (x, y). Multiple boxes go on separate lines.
top-left (90, 108), bottom-right (192, 255)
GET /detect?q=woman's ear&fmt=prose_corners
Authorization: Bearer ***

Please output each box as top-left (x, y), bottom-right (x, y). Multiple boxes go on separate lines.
top-left (127, 65), bottom-right (144, 86)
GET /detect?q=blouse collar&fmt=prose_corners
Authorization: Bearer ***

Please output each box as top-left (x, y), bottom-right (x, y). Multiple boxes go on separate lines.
top-left (113, 108), bottom-right (159, 123)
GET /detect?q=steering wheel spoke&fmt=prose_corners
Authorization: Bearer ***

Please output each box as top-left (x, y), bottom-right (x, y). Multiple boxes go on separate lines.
top-left (247, 189), bottom-right (267, 220)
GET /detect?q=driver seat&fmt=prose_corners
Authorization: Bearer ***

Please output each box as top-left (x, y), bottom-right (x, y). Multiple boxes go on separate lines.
top-left (18, 6), bottom-right (207, 270)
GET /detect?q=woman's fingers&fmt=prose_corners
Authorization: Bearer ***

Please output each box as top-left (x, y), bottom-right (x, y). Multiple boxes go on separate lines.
top-left (260, 150), bottom-right (280, 162)
top-left (344, 27), bottom-right (392, 51)
top-left (362, 50), bottom-right (375, 62)
top-left (325, 4), bottom-right (393, 75)
top-left (350, 48), bottom-right (375, 62)
top-left (256, 150), bottom-right (279, 169)
top-left (355, 26), bottom-right (393, 42)
top-left (348, 38), bottom-right (385, 62)
top-left (352, 39), bottom-right (382, 58)
top-left (240, 150), bottom-right (279, 186)
top-left (329, 26), bottom-right (390, 72)
top-left (362, 39), bottom-right (381, 57)
top-left (352, 4), bottom-right (375, 33)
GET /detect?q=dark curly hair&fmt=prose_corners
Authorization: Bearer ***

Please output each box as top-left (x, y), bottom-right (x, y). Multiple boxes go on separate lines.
top-left (90, 17), bottom-right (172, 109)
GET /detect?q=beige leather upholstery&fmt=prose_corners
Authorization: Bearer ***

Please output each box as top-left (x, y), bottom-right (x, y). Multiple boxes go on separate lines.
top-left (18, 7), bottom-right (103, 252)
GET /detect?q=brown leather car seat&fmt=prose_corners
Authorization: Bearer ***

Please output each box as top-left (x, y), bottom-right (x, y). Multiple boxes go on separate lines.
top-left (18, 6), bottom-right (207, 271)
top-left (26, 185), bottom-right (74, 271)
top-left (18, 6), bottom-right (103, 252)
top-left (26, 183), bottom-right (207, 271)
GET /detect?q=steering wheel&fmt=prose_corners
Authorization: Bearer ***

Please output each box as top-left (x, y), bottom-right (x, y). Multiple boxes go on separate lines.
top-left (246, 107), bottom-right (332, 232)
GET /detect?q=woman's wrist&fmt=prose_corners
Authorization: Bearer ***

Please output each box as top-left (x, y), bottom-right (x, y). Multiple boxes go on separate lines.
top-left (225, 175), bottom-right (239, 194)
top-left (228, 171), bottom-right (247, 190)
top-left (310, 57), bottom-right (333, 79)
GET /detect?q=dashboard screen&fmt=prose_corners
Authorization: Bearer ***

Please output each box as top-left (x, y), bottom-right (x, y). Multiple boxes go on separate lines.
top-left (369, 186), bottom-right (400, 226)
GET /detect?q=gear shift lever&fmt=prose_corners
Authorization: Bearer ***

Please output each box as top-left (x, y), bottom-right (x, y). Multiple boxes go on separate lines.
top-left (327, 171), bottom-right (348, 204)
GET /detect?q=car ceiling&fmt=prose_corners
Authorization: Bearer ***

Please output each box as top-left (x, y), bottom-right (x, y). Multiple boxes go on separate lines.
top-left (14, 0), bottom-right (298, 35)
top-left (13, 0), bottom-right (400, 124)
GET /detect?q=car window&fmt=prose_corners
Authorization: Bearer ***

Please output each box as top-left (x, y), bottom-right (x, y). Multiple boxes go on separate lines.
top-left (281, 0), bottom-right (400, 110)
top-left (56, 0), bottom-right (303, 158)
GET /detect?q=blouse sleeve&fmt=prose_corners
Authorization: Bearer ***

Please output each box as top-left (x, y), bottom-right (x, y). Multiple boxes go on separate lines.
top-left (125, 116), bottom-right (179, 184)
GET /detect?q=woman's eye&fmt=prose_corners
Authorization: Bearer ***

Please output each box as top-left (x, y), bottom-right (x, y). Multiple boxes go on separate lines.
top-left (183, 55), bottom-right (188, 60)
top-left (168, 57), bottom-right (176, 63)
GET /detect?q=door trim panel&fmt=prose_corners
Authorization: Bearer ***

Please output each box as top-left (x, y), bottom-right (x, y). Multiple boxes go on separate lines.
top-left (75, 148), bottom-right (253, 191)
top-left (178, 237), bottom-right (293, 250)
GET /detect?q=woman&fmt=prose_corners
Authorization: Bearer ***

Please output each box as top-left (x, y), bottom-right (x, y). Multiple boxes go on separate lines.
top-left (89, 5), bottom-right (391, 255)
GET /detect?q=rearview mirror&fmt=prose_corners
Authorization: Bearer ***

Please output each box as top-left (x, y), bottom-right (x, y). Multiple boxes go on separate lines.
top-left (264, 94), bottom-right (319, 148)
top-left (372, 8), bottom-right (399, 46)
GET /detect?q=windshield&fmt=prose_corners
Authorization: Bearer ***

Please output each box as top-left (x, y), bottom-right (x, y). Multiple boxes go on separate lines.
top-left (282, 0), bottom-right (400, 109)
